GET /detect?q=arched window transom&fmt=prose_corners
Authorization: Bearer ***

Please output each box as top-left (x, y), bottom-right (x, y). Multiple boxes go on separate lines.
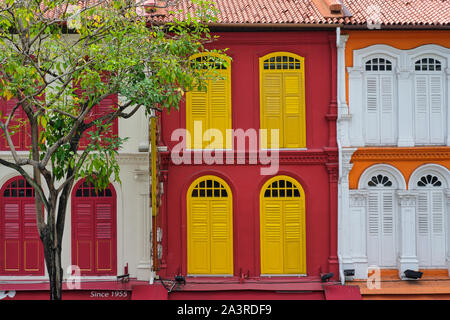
top-left (368, 174), bottom-right (393, 187)
top-left (415, 58), bottom-right (442, 71)
top-left (365, 58), bottom-right (393, 71)
top-left (263, 55), bottom-right (301, 70)
top-left (417, 175), bottom-right (442, 187)
top-left (3, 177), bottom-right (35, 198)
top-left (75, 181), bottom-right (113, 197)
top-left (191, 179), bottom-right (228, 198)
top-left (263, 179), bottom-right (301, 198)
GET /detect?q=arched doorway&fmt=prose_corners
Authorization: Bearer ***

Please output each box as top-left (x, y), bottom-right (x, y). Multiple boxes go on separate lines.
top-left (260, 175), bottom-right (306, 275)
top-left (0, 176), bottom-right (44, 275)
top-left (187, 176), bottom-right (233, 275)
top-left (71, 180), bottom-right (117, 275)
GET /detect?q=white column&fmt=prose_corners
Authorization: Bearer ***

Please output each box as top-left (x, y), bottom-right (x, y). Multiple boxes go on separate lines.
top-left (446, 68), bottom-right (450, 146)
top-left (134, 169), bottom-right (152, 280)
top-left (396, 69), bottom-right (415, 147)
top-left (396, 191), bottom-right (419, 279)
top-left (348, 67), bottom-right (365, 146)
top-left (349, 190), bottom-right (369, 279)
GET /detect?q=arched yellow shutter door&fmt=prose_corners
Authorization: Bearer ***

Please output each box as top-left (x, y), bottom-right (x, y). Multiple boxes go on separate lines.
top-left (188, 176), bottom-right (233, 275)
top-left (260, 53), bottom-right (306, 149)
top-left (260, 176), bottom-right (306, 274)
top-left (186, 53), bottom-right (232, 149)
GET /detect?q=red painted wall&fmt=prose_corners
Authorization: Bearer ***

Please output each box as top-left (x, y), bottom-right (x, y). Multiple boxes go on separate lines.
top-left (159, 31), bottom-right (338, 282)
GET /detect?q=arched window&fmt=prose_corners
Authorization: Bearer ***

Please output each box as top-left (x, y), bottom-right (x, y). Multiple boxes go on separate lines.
top-left (260, 176), bottom-right (306, 275)
top-left (413, 57), bottom-right (445, 144)
top-left (0, 177), bottom-right (44, 275)
top-left (364, 57), bottom-right (396, 145)
top-left (260, 52), bottom-right (306, 149)
top-left (366, 173), bottom-right (397, 267)
top-left (414, 173), bottom-right (446, 267)
top-left (71, 180), bottom-right (117, 275)
top-left (187, 176), bottom-right (233, 275)
top-left (186, 53), bottom-right (232, 149)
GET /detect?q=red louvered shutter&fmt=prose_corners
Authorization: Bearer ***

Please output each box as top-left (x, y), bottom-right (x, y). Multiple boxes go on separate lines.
top-left (22, 201), bottom-right (43, 273)
top-left (72, 181), bottom-right (116, 275)
top-left (95, 201), bottom-right (115, 273)
top-left (0, 98), bottom-right (22, 150)
top-left (2, 201), bottom-right (21, 272)
top-left (72, 201), bottom-right (95, 273)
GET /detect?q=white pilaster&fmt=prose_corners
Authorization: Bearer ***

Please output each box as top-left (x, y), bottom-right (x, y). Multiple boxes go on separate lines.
top-left (347, 67), bottom-right (365, 147)
top-left (396, 191), bottom-right (419, 279)
top-left (349, 190), bottom-right (369, 279)
top-left (396, 69), bottom-right (415, 147)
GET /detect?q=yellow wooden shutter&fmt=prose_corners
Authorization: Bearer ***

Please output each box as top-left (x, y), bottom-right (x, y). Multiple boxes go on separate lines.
top-left (283, 73), bottom-right (305, 148)
top-left (261, 73), bottom-right (283, 148)
top-left (188, 199), bottom-right (210, 274)
top-left (208, 69), bottom-right (231, 149)
top-left (210, 200), bottom-right (233, 274)
top-left (261, 200), bottom-right (284, 274)
top-left (187, 89), bottom-right (208, 149)
top-left (283, 201), bottom-right (306, 274)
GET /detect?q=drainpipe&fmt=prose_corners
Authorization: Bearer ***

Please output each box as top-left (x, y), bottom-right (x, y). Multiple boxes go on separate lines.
top-left (336, 27), bottom-right (345, 285)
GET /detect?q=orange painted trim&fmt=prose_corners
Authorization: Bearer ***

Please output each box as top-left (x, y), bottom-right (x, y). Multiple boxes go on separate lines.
top-left (343, 30), bottom-right (450, 106)
top-left (349, 147), bottom-right (450, 190)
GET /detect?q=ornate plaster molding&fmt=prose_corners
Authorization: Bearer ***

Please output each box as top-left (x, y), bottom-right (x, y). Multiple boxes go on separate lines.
top-left (349, 190), bottom-right (368, 207)
top-left (396, 191), bottom-right (418, 207)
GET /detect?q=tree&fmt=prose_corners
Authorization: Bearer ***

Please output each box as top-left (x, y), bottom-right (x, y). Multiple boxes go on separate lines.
top-left (0, 0), bottom-right (227, 300)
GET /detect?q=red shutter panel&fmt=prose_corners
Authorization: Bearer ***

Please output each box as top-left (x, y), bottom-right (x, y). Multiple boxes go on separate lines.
top-left (2, 201), bottom-right (21, 272)
top-left (22, 201), bottom-right (43, 273)
top-left (95, 201), bottom-right (115, 274)
top-left (72, 201), bottom-right (95, 273)
top-left (0, 98), bottom-right (23, 150)
top-left (95, 94), bottom-right (118, 147)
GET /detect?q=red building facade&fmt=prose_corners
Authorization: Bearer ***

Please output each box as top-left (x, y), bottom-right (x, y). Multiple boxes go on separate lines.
top-left (156, 30), bottom-right (341, 299)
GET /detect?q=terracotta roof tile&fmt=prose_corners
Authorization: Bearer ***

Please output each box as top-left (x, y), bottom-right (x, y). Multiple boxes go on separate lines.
top-left (342, 0), bottom-right (450, 26)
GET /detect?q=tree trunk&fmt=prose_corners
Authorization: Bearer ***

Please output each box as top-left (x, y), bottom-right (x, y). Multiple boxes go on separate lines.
top-left (41, 225), bottom-right (63, 300)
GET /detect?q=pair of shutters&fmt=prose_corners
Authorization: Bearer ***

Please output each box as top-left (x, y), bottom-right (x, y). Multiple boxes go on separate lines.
top-left (367, 191), bottom-right (396, 267)
top-left (417, 190), bottom-right (446, 267)
top-left (74, 87), bottom-right (119, 149)
top-left (260, 55), bottom-right (306, 148)
top-left (186, 61), bottom-right (231, 149)
top-left (187, 177), bottom-right (233, 275)
top-left (0, 178), bottom-right (43, 275)
top-left (72, 185), bottom-right (116, 275)
top-left (365, 75), bottom-right (395, 144)
top-left (414, 75), bottom-right (444, 144)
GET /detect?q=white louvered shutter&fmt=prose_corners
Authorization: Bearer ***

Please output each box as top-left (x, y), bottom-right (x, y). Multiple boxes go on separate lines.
top-left (381, 192), bottom-right (395, 266)
top-left (380, 76), bottom-right (395, 144)
top-left (431, 191), bottom-right (445, 266)
top-left (365, 76), bottom-right (379, 144)
top-left (415, 76), bottom-right (429, 144)
top-left (429, 76), bottom-right (444, 144)
top-left (367, 192), bottom-right (380, 265)
top-left (417, 192), bottom-right (430, 266)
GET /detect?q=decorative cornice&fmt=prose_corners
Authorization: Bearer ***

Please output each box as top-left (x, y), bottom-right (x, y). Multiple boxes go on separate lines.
top-left (161, 149), bottom-right (337, 166)
top-left (351, 147), bottom-right (450, 163)
top-left (396, 191), bottom-right (418, 207)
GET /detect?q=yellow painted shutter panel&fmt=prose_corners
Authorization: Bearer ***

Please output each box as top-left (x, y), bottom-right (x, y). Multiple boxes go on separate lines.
top-left (261, 73), bottom-right (283, 148)
top-left (187, 89), bottom-right (208, 149)
top-left (188, 200), bottom-right (210, 274)
top-left (208, 70), bottom-right (231, 149)
top-left (283, 201), bottom-right (305, 274)
top-left (210, 200), bottom-right (233, 274)
top-left (261, 200), bottom-right (284, 274)
top-left (283, 74), bottom-right (305, 148)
